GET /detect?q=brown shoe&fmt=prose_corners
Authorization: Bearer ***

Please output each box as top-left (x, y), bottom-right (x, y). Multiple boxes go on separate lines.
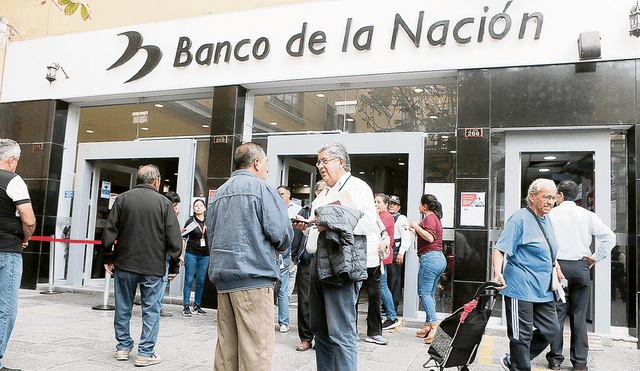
top-left (425, 322), bottom-right (439, 344)
top-left (296, 341), bottom-right (312, 351)
top-left (416, 323), bottom-right (431, 338)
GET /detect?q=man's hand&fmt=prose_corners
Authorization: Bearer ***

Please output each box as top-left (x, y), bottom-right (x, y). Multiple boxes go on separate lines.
top-left (180, 255), bottom-right (185, 265)
top-left (583, 255), bottom-right (597, 268)
top-left (104, 264), bottom-right (114, 275)
top-left (395, 253), bottom-right (404, 264)
top-left (168, 273), bottom-right (177, 281)
top-left (556, 262), bottom-right (565, 281)
top-left (21, 239), bottom-right (29, 250)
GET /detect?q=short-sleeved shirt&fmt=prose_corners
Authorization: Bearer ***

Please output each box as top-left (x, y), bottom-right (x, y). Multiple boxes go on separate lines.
top-left (0, 169), bottom-right (31, 252)
top-left (416, 213), bottom-right (443, 256)
top-left (494, 207), bottom-right (558, 302)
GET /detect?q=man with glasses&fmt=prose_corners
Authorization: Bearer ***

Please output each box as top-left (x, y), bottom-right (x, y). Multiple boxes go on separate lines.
top-left (294, 142), bottom-right (378, 371)
top-left (0, 139), bottom-right (36, 371)
top-left (492, 178), bottom-right (562, 371)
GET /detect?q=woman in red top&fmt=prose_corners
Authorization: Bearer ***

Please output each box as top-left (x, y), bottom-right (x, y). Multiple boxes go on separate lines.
top-left (409, 194), bottom-right (447, 344)
top-left (375, 194), bottom-right (401, 330)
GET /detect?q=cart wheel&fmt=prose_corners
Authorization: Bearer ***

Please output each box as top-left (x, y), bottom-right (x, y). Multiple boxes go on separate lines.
top-left (422, 356), bottom-right (436, 370)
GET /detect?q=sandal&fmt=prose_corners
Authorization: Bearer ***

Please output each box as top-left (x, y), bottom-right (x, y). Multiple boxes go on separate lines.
top-left (424, 322), bottom-right (439, 344)
top-left (416, 323), bottom-right (431, 338)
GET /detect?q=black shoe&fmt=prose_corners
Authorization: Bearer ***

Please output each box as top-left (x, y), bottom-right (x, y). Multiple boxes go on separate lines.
top-left (1, 367), bottom-right (24, 371)
top-left (382, 318), bottom-right (400, 330)
top-left (182, 306), bottom-right (192, 317)
top-left (501, 355), bottom-right (511, 371)
top-left (572, 365), bottom-right (588, 371)
top-left (549, 362), bottom-right (561, 370)
top-left (193, 306), bottom-right (207, 315)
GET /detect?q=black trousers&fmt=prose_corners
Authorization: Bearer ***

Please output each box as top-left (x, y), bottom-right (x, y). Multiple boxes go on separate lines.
top-left (386, 245), bottom-right (403, 310)
top-left (546, 259), bottom-right (591, 369)
top-left (296, 259), bottom-right (314, 343)
top-left (505, 296), bottom-right (560, 371)
top-left (359, 266), bottom-right (383, 337)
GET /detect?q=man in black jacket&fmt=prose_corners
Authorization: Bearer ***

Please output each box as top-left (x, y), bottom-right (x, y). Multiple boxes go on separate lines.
top-left (102, 164), bottom-right (182, 367)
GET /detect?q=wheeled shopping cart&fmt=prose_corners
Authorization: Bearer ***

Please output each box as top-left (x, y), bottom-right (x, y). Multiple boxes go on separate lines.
top-left (423, 281), bottom-right (502, 371)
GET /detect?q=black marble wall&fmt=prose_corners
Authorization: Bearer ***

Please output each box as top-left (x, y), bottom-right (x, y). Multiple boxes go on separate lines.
top-left (200, 85), bottom-right (247, 309)
top-left (0, 100), bottom-right (67, 289)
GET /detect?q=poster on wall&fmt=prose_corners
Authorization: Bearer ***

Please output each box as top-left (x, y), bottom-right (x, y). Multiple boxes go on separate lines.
top-left (460, 192), bottom-right (486, 227)
top-left (424, 183), bottom-right (455, 229)
top-left (100, 181), bottom-right (111, 199)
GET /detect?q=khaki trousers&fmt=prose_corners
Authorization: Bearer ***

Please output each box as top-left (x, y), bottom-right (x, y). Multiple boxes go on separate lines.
top-left (214, 286), bottom-right (274, 371)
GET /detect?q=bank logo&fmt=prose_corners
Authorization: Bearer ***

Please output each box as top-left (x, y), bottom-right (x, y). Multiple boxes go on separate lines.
top-left (107, 31), bottom-right (163, 83)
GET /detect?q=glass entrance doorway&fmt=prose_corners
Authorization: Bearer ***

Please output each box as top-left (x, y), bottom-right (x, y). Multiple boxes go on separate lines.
top-left (502, 130), bottom-right (614, 334)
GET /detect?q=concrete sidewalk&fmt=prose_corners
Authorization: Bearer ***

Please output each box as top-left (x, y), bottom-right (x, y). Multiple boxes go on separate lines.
top-left (1, 289), bottom-right (639, 370)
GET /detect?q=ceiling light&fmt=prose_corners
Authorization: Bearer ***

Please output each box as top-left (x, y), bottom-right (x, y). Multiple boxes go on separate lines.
top-left (316, 93), bottom-right (326, 98)
top-left (413, 88), bottom-right (424, 93)
top-left (86, 130), bottom-right (93, 134)
top-left (346, 118), bottom-right (355, 122)
top-left (450, 150), bottom-right (457, 154)
top-left (202, 124), bottom-right (210, 128)
top-left (399, 162), bottom-right (405, 166)
top-left (141, 127), bottom-right (149, 131)
top-left (154, 104), bottom-right (164, 108)
top-left (359, 171), bottom-right (365, 174)
top-left (270, 122), bottom-right (278, 126)
top-left (174, 173), bottom-right (179, 176)
top-left (303, 184), bottom-right (309, 187)
top-left (429, 115), bottom-right (439, 119)
top-left (543, 156), bottom-right (557, 160)
top-left (539, 168), bottom-right (550, 172)
top-left (441, 135), bottom-right (449, 139)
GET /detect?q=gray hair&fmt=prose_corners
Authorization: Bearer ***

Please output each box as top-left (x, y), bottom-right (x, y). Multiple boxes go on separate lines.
top-left (0, 139), bottom-right (21, 161)
top-left (525, 178), bottom-right (556, 205)
top-left (234, 142), bottom-right (265, 170)
top-left (314, 180), bottom-right (326, 193)
top-left (317, 142), bottom-right (351, 172)
top-left (137, 164), bottom-right (161, 185)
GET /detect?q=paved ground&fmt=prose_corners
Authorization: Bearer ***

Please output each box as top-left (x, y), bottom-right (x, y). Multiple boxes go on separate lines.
top-left (1, 289), bottom-right (639, 371)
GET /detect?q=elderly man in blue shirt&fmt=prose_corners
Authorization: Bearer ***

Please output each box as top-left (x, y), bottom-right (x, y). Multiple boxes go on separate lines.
top-left (493, 178), bottom-right (563, 371)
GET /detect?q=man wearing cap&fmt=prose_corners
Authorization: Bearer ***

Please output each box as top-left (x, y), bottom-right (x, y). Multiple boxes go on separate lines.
top-left (385, 196), bottom-right (411, 314)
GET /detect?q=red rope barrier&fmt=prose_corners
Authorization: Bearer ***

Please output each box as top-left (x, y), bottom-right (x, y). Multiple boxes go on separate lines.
top-left (29, 236), bottom-right (102, 245)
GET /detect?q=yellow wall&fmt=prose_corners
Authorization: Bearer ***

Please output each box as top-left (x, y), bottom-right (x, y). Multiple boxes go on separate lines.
top-left (1, 0), bottom-right (315, 41)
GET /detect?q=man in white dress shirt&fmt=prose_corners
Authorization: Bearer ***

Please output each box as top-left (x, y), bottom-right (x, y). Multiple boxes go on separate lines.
top-left (546, 180), bottom-right (616, 371)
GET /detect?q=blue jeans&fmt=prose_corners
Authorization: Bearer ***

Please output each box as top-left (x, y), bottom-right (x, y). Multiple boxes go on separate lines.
top-left (277, 249), bottom-right (291, 326)
top-left (183, 252), bottom-right (210, 307)
top-left (160, 260), bottom-right (169, 309)
top-left (380, 269), bottom-right (397, 320)
top-left (418, 251), bottom-right (447, 324)
top-left (113, 269), bottom-right (164, 357)
top-left (0, 253), bottom-right (22, 368)
top-left (310, 270), bottom-right (361, 371)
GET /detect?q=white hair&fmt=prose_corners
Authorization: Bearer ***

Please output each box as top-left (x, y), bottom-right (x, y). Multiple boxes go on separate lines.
top-left (317, 142), bottom-right (350, 172)
top-left (0, 139), bottom-right (20, 161)
top-left (525, 178), bottom-right (556, 205)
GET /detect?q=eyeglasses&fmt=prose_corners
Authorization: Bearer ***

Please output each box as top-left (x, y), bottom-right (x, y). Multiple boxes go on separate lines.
top-left (316, 157), bottom-right (338, 168)
top-left (541, 195), bottom-right (558, 202)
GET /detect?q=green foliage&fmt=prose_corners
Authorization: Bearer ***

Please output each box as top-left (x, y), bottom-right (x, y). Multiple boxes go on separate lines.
top-left (38, 1), bottom-right (92, 21)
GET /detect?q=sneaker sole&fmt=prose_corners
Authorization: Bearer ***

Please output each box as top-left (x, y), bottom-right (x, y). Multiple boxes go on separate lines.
top-left (382, 321), bottom-right (401, 330)
top-left (364, 338), bottom-right (388, 345)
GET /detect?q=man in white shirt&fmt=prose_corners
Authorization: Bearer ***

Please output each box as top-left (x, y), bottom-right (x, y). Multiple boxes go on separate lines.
top-left (546, 180), bottom-right (616, 371)
top-left (293, 142), bottom-right (377, 371)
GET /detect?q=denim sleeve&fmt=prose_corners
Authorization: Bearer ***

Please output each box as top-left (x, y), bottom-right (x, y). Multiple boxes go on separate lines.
top-left (262, 185), bottom-right (294, 252)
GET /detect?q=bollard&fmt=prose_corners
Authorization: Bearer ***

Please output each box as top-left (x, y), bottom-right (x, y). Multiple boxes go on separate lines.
top-left (40, 235), bottom-right (61, 295)
top-left (92, 271), bottom-right (115, 310)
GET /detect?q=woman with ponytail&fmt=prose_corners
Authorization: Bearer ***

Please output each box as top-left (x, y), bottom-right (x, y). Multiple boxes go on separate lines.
top-left (409, 194), bottom-right (447, 344)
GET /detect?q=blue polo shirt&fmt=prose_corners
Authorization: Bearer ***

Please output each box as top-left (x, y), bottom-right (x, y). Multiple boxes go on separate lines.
top-left (494, 207), bottom-right (558, 303)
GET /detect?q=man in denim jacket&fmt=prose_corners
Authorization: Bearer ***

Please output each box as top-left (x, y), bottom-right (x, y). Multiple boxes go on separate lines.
top-left (207, 142), bottom-right (293, 371)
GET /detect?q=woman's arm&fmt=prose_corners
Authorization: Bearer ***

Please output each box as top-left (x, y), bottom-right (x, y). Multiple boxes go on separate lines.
top-left (409, 220), bottom-right (434, 242)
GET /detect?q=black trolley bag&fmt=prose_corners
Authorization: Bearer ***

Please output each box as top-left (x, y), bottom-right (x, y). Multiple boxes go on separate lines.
top-left (423, 281), bottom-right (502, 371)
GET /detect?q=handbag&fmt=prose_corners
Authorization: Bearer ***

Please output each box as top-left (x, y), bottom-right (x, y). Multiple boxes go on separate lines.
top-left (526, 207), bottom-right (562, 292)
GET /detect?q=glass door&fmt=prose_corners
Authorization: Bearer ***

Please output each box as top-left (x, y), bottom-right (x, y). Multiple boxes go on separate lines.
top-left (281, 157), bottom-right (317, 207)
top-left (82, 162), bottom-right (137, 285)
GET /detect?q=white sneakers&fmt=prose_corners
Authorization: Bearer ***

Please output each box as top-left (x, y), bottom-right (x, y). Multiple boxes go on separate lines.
top-left (279, 324), bottom-right (289, 333)
top-left (134, 353), bottom-right (162, 367)
top-left (115, 350), bottom-right (130, 361)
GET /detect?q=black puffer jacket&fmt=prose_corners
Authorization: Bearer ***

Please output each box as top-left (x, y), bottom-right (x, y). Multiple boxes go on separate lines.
top-left (314, 204), bottom-right (367, 286)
